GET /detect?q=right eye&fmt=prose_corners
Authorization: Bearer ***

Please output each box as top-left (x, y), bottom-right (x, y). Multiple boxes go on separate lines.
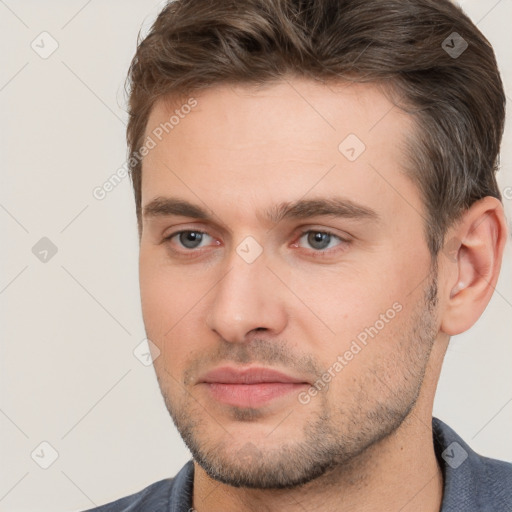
top-left (164, 230), bottom-right (215, 250)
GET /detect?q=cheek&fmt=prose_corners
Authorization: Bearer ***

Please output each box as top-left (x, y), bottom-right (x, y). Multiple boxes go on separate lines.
top-left (139, 259), bottom-right (184, 346)
top-left (287, 264), bottom-right (395, 330)
top-left (139, 264), bottom-right (169, 333)
top-left (316, 300), bottom-right (415, 409)
top-left (288, 259), bottom-right (418, 371)
top-left (139, 249), bottom-right (191, 320)
top-left (139, 256), bottom-right (210, 369)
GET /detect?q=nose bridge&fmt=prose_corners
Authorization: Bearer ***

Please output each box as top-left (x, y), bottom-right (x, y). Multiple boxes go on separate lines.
top-left (206, 243), bottom-right (287, 343)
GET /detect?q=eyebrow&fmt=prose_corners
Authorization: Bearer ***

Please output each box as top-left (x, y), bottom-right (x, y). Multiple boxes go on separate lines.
top-left (142, 196), bottom-right (380, 226)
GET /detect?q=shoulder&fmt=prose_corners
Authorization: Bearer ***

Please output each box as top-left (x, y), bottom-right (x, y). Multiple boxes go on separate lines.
top-left (466, 450), bottom-right (512, 509)
top-left (433, 417), bottom-right (512, 511)
top-left (81, 460), bottom-right (194, 512)
top-left (83, 478), bottom-right (174, 512)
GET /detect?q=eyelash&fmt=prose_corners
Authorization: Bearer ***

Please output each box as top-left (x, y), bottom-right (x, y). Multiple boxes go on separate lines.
top-left (162, 228), bottom-right (350, 259)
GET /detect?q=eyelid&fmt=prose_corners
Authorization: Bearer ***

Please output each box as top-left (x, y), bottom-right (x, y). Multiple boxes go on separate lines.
top-left (294, 226), bottom-right (352, 241)
top-left (163, 226), bottom-right (352, 260)
top-left (163, 228), bottom-right (216, 246)
top-left (162, 227), bottom-right (350, 244)
top-left (291, 227), bottom-right (351, 255)
top-left (162, 224), bottom-right (216, 242)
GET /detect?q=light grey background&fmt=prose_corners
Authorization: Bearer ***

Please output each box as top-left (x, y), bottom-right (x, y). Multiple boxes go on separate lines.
top-left (1, 1), bottom-right (511, 511)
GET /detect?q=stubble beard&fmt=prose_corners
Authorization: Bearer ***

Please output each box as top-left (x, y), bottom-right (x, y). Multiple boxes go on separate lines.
top-left (156, 272), bottom-right (439, 490)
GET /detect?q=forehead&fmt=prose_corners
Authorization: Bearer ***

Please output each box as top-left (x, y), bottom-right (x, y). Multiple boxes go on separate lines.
top-left (144, 79), bottom-right (410, 148)
top-left (141, 79), bottom-right (420, 224)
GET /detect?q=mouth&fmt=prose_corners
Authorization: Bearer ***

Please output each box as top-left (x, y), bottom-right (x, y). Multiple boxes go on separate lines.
top-left (197, 366), bottom-right (310, 408)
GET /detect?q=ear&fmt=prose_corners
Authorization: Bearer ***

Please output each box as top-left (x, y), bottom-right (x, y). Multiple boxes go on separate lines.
top-left (440, 196), bottom-right (508, 336)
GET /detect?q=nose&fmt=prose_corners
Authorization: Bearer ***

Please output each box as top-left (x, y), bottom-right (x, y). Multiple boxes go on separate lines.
top-left (205, 247), bottom-right (288, 343)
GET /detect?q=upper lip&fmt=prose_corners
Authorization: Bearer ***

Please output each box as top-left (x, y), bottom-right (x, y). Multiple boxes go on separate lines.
top-left (198, 366), bottom-right (309, 385)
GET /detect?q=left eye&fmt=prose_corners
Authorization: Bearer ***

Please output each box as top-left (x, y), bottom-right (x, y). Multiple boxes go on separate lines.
top-left (296, 230), bottom-right (345, 251)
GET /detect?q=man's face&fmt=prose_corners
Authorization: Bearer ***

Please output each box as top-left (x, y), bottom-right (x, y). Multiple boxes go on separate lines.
top-left (139, 79), bottom-right (440, 488)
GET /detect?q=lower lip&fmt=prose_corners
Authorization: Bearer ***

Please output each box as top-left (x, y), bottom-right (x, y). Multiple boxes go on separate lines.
top-left (202, 382), bottom-right (308, 407)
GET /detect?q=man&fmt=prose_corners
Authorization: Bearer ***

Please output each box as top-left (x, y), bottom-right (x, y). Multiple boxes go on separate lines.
top-left (86, 0), bottom-right (511, 510)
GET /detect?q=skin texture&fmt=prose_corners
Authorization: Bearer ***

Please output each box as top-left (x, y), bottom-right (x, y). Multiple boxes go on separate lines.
top-left (138, 79), bottom-right (507, 512)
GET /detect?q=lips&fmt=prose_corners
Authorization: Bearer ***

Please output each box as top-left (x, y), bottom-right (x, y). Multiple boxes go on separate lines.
top-left (199, 366), bottom-right (308, 385)
top-left (198, 366), bottom-right (310, 408)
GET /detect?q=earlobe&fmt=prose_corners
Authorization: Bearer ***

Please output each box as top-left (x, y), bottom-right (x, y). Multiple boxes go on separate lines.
top-left (440, 197), bottom-right (507, 336)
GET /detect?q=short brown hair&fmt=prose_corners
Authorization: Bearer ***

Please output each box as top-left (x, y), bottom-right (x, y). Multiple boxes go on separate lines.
top-left (125, 0), bottom-right (505, 255)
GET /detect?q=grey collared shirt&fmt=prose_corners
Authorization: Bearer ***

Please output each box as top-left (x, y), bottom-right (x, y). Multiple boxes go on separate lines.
top-left (84, 418), bottom-right (512, 511)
